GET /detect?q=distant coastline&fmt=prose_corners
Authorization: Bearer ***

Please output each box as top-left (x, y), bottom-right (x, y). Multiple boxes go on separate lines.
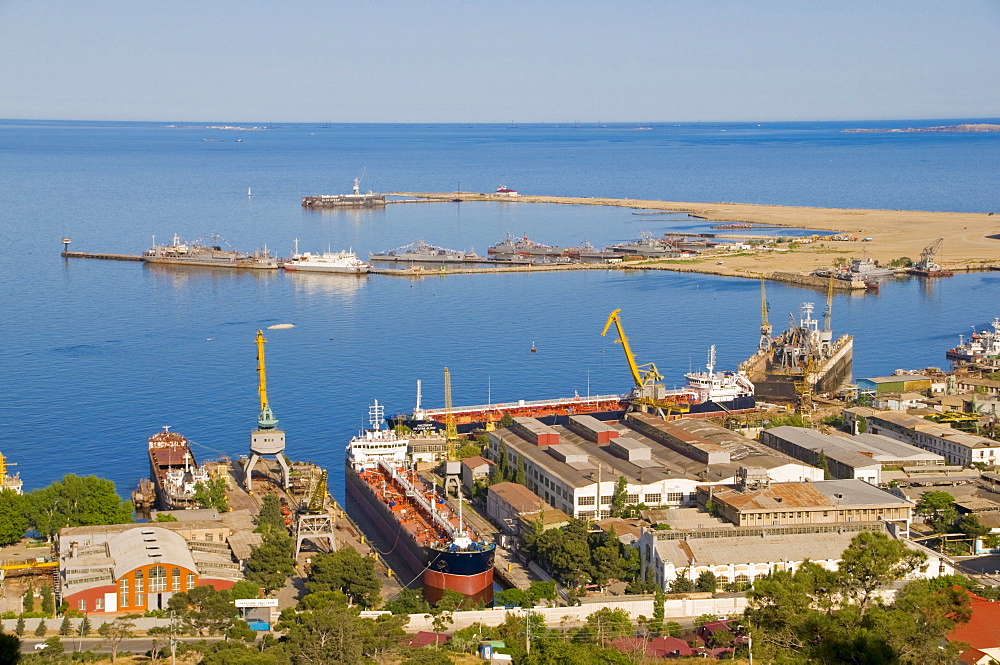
top-left (844, 123), bottom-right (1000, 133)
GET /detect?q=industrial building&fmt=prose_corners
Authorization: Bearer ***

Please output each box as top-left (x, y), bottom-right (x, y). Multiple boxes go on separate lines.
top-left (856, 375), bottom-right (934, 396)
top-left (848, 410), bottom-right (1000, 467)
top-left (759, 426), bottom-right (945, 484)
top-left (637, 522), bottom-right (951, 591)
top-left (58, 509), bottom-right (257, 614)
top-left (486, 414), bottom-right (821, 520)
top-left (697, 478), bottom-right (913, 532)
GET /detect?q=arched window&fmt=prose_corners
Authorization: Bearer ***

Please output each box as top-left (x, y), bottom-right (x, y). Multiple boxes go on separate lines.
top-left (172, 568), bottom-right (181, 592)
top-left (149, 565), bottom-right (167, 592)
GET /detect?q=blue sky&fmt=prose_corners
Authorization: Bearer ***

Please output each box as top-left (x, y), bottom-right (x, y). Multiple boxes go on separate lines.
top-left (1, 0), bottom-right (998, 122)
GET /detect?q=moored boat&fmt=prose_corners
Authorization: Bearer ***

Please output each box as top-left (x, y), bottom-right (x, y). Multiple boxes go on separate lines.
top-left (146, 427), bottom-right (209, 511)
top-left (142, 234), bottom-right (279, 269)
top-left (369, 240), bottom-right (478, 263)
top-left (283, 241), bottom-right (370, 274)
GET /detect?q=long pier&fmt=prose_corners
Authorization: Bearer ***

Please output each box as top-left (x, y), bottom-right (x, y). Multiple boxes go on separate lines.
top-left (62, 251), bottom-right (143, 262)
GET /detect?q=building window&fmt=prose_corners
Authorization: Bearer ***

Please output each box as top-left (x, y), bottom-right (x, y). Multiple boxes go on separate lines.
top-left (578, 496), bottom-right (595, 506)
top-left (600, 496), bottom-right (612, 505)
top-left (667, 493), bottom-right (683, 503)
top-left (136, 592), bottom-right (145, 608)
top-left (187, 573), bottom-right (196, 590)
top-left (119, 578), bottom-right (129, 607)
top-left (579, 511), bottom-right (596, 520)
top-left (95, 598), bottom-right (103, 610)
top-left (78, 599), bottom-right (87, 611)
top-left (626, 493), bottom-right (640, 504)
top-left (134, 569), bottom-right (144, 593)
top-left (149, 565), bottom-right (167, 592)
top-left (206, 533), bottom-right (214, 542)
top-left (645, 493), bottom-right (662, 504)
top-left (172, 568), bottom-right (181, 592)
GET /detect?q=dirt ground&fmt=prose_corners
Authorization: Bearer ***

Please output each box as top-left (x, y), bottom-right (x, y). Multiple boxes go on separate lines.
top-left (394, 193), bottom-right (1000, 277)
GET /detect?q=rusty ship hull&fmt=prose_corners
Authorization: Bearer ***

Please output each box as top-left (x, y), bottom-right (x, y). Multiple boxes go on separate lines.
top-left (345, 461), bottom-right (494, 604)
top-left (740, 335), bottom-right (854, 402)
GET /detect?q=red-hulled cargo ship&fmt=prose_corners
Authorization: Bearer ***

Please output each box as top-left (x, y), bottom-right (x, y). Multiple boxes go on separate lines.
top-left (345, 402), bottom-right (495, 604)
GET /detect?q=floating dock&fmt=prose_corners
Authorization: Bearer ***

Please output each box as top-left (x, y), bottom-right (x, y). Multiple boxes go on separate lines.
top-left (62, 251), bottom-right (143, 262)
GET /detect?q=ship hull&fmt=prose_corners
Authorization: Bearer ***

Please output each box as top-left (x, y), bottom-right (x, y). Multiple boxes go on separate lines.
top-left (283, 264), bottom-right (369, 274)
top-left (142, 257), bottom-right (278, 270)
top-left (344, 462), bottom-right (494, 604)
top-left (390, 396), bottom-right (756, 433)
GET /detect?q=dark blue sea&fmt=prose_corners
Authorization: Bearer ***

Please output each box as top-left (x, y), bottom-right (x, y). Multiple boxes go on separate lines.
top-left (3, 119), bottom-right (999, 501)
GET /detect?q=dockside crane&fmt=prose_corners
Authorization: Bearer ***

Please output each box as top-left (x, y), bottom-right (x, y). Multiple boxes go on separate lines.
top-left (601, 309), bottom-right (687, 418)
top-left (915, 238), bottom-right (943, 271)
top-left (243, 330), bottom-right (290, 492)
top-left (759, 280), bottom-right (772, 351)
top-left (443, 367), bottom-right (459, 456)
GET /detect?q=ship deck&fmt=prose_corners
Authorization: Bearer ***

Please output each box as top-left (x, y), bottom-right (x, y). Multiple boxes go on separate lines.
top-left (355, 465), bottom-right (485, 551)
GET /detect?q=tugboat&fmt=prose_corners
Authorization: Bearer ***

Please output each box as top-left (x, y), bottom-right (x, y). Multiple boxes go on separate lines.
top-left (345, 401), bottom-right (495, 603)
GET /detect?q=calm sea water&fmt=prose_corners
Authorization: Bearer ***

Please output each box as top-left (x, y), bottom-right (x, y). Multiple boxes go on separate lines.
top-left (3, 119), bottom-right (999, 501)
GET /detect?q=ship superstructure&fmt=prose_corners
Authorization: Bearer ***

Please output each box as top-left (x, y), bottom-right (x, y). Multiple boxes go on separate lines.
top-left (346, 401), bottom-right (495, 603)
top-left (283, 239), bottom-right (370, 274)
top-left (146, 427), bottom-right (209, 510)
top-left (947, 318), bottom-right (1000, 364)
top-left (740, 283), bottom-right (853, 404)
top-left (0, 451), bottom-right (23, 494)
top-left (142, 234), bottom-right (279, 269)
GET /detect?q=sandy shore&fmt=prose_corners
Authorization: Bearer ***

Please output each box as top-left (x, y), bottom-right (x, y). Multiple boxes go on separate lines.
top-left (390, 192), bottom-right (1000, 279)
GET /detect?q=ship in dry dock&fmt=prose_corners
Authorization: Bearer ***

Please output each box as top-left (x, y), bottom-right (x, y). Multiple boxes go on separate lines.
top-left (144, 427), bottom-right (210, 510)
top-left (346, 401), bottom-right (495, 604)
top-left (739, 284), bottom-right (853, 403)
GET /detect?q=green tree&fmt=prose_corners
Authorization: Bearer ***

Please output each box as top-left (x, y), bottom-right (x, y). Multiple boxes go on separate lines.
top-left (745, 533), bottom-right (968, 665)
top-left (26, 475), bottom-right (133, 540)
top-left (244, 529), bottom-right (295, 593)
top-left (0, 631), bottom-right (19, 665)
top-left (58, 615), bottom-right (72, 636)
top-left (815, 449), bottom-right (832, 480)
top-left (279, 605), bottom-right (406, 665)
top-left (695, 570), bottom-right (718, 593)
top-left (0, 490), bottom-right (28, 546)
top-left (40, 586), bottom-right (54, 617)
top-left (493, 442), bottom-right (511, 483)
top-left (650, 587), bottom-right (665, 636)
top-left (916, 491), bottom-right (958, 534)
top-left (78, 614), bottom-right (91, 638)
top-left (193, 478), bottom-right (229, 512)
top-left (610, 476), bottom-right (628, 518)
top-left (498, 413), bottom-right (515, 429)
top-left (167, 585), bottom-right (239, 637)
top-left (514, 455), bottom-right (527, 486)
top-left (585, 607), bottom-right (633, 641)
top-left (97, 615), bottom-right (137, 664)
top-left (525, 580), bottom-right (557, 605)
top-left (153, 513), bottom-right (178, 522)
top-left (958, 513), bottom-right (990, 541)
top-left (256, 494), bottom-right (286, 534)
top-left (34, 619), bottom-right (46, 637)
top-left (22, 589), bottom-right (34, 614)
top-left (384, 588), bottom-right (431, 615)
top-left (14, 616), bottom-right (25, 636)
top-left (669, 571), bottom-right (694, 594)
top-left (306, 547), bottom-right (382, 609)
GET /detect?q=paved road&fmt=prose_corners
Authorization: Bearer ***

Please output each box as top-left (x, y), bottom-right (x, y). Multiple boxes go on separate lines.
top-left (19, 636), bottom-right (223, 655)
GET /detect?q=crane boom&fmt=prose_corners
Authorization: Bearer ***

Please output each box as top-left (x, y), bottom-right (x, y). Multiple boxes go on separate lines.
top-left (759, 280), bottom-right (772, 351)
top-left (823, 273), bottom-right (834, 333)
top-left (255, 330), bottom-right (278, 429)
top-left (601, 309), bottom-right (662, 389)
top-left (443, 367), bottom-right (458, 445)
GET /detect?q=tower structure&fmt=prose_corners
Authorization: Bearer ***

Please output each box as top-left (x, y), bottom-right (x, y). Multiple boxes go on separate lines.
top-left (244, 330), bottom-right (290, 492)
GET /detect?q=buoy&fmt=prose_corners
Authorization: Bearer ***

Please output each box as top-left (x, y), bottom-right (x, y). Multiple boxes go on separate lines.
top-left (530, 341), bottom-right (537, 353)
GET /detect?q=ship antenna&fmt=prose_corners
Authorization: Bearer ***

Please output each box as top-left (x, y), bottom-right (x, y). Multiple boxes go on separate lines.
top-left (256, 330), bottom-right (279, 429)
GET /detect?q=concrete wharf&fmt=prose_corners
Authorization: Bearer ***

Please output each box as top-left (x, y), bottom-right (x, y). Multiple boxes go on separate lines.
top-left (62, 251), bottom-right (143, 261)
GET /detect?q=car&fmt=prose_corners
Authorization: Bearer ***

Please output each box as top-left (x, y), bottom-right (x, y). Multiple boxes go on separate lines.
top-left (34, 643), bottom-right (48, 651)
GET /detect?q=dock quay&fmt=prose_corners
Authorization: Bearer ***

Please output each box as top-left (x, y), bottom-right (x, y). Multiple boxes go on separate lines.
top-left (62, 251), bottom-right (143, 261)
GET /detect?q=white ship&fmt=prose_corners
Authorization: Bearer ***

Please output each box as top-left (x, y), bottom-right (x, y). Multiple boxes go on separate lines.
top-left (683, 345), bottom-right (755, 405)
top-left (283, 240), bottom-right (370, 274)
top-left (346, 401), bottom-right (409, 471)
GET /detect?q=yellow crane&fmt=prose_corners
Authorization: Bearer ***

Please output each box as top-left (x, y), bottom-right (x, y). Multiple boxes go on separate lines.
top-left (443, 367), bottom-right (459, 454)
top-left (255, 330), bottom-right (278, 430)
top-left (759, 280), bottom-right (772, 351)
top-left (601, 309), bottom-right (687, 418)
top-left (601, 309), bottom-right (663, 390)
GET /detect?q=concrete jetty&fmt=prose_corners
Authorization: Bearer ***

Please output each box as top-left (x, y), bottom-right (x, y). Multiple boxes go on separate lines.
top-left (62, 251), bottom-right (143, 262)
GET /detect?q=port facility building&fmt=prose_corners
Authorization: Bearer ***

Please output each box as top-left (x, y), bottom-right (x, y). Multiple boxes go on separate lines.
top-left (856, 375), bottom-right (934, 396)
top-left (57, 509), bottom-right (257, 614)
top-left (697, 478), bottom-right (914, 532)
top-left (850, 409), bottom-right (1000, 467)
top-left (486, 414), bottom-right (821, 521)
top-left (759, 426), bottom-right (945, 484)
top-left (637, 521), bottom-right (952, 592)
